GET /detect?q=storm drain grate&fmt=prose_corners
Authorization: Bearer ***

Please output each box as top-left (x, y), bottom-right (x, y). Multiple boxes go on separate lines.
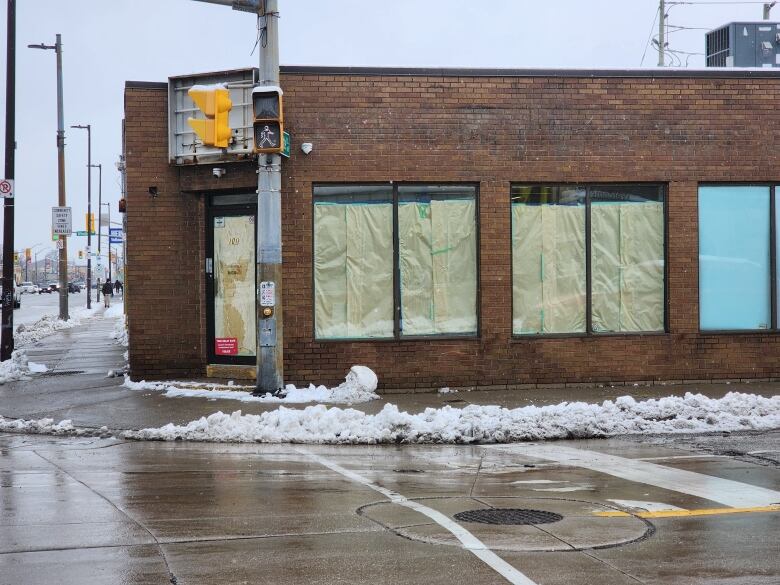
top-left (43, 370), bottom-right (85, 376)
top-left (454, 508), bottom-right (563, 525)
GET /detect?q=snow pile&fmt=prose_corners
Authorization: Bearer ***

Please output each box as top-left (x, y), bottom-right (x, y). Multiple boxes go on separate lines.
top-left (15, 306), bottom-right (101, 348)
top-left (0, 350), bottom-right (47, 384)
top-left (0, 416), bottom-right (112, 438)
top-left (0, 415), bottom-right (76, 435)
top-left (110, 314), bottom-right (128, 347)
top-left (125, 365), bottom-right (380, 405)
top-left (104, 303), bottom-right (124, 319)
top-left (123, 391), bottom-right (780, 444)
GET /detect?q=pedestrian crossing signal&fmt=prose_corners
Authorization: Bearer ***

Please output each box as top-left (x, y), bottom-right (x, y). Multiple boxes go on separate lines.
top-left (252, 86), bottom-right (283, 154)
top-left (188, 86), bottom-right (233, 148)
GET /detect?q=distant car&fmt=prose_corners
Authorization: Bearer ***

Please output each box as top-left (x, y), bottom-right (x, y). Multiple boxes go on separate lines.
top-left (38, 284), bottom-right (52, 294)
top-left (46, 282), bottom-right (59, 293)
top-left (18, 281), bottom-right (37, 294)
top-left (67, 282), bottom-right (81, 293)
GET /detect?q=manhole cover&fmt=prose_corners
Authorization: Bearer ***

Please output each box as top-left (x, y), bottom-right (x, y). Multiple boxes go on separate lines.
top-left (454, 508), bottom-right (563, 525)
top-left (43, 370), bottom-right (85, 376)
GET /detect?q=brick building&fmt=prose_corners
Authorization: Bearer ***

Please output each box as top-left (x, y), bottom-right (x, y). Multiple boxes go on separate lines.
top-left (124, 66), bottom-right (780, 391)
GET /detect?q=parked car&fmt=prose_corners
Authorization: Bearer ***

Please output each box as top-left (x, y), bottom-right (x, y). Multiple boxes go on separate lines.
top-left (18, 281), bottom-right (37, 294)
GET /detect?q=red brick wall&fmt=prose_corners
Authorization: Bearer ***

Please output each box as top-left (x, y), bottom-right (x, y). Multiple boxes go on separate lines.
top-left (125, 70), bottom-right (780, 389)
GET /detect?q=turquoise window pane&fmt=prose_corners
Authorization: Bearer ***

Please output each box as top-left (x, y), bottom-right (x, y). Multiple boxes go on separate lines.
top-left (699, 186), bottom-right (770, 330)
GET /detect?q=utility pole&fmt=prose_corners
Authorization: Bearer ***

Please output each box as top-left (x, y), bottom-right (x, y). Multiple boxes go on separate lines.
top-left (1, 0), bottom-right (16, 361)
top-left (658, 0), bottom-right (666, 67)
top-left (91, 163), bottom-right (101, 302)
top-left (29, 34), bottom-right (69, 320)
top-left (71, 124), bottom-right (92, 309)
top-left (191, 0), bottom-right (284, 394)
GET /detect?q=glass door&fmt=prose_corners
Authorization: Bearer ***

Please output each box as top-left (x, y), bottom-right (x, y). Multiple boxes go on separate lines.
top-left (207, 201), bottom-right (256, 364)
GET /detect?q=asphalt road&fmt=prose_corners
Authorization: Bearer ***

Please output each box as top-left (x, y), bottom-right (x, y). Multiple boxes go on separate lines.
top-left (0, 430), bottom-right (777, 585)
top-left (14, 288), bottom-right (88, 327)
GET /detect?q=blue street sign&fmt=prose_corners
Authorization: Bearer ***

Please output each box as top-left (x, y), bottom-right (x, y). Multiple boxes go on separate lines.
top-left (109, 228), bottom-right (124, 244)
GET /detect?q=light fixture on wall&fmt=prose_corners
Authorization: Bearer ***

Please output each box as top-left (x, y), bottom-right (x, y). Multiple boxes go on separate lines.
top-left (148, 186), bottom-right (158, 198)
top-left (301, 142), bottom-right (313, 155)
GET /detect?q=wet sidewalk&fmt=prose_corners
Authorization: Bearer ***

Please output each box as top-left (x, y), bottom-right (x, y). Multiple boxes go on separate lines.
top-left (2, 312), bottom-right (780, 433)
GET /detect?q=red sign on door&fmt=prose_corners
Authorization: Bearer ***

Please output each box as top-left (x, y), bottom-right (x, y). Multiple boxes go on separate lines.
top-left (215, 338), bottom-right (238, 355)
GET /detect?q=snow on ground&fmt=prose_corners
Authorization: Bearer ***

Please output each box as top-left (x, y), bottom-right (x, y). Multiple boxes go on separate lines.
top-left (15, 305), bottom-right (101, 348)
top-left (121, 391), bottom-right (780, 444)
top-left (0, 350), bottom-right (48, 384)
top-left (0, 414), bottom-right (111, 437)
top-left (124, 365), bottom-right (379, 405)
top-left (107, 304), bottom-right (128, 347)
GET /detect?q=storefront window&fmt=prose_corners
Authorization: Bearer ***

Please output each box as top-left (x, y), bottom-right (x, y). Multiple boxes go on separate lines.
top-left (511, 184), bottom-right (666, 336)
top-left (398, 186), bottom-right (477, 336)
top-left (699, 185), bottom-right (771, 330)
top-left (314, 184), bottom-right (478, 340)
top-left (591, 186), bottom-right (664, 333)
top-left (313, 186), bottom-right (394, 339)
top-left (512, 186), bottom-right (586, 334)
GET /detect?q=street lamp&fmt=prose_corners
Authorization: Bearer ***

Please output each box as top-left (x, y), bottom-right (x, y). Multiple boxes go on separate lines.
top-left (101, 202), bottom-right (112, 290)
top-left (33, 247), bottom-right (53, 285)
top-left (28, 33), bottom-right (69, 321)
top-left (71, 123), bottom-right (92, 309)
top-left (90, 163), bottom-right (102, 301)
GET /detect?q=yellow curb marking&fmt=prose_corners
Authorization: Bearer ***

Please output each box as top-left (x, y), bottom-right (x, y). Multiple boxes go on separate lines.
top-left (596, 505), bottom-right (780, 518)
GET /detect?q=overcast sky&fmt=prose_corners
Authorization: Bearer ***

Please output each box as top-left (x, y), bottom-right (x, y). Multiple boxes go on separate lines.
top-left (0, 0), bottom-right (772, 256)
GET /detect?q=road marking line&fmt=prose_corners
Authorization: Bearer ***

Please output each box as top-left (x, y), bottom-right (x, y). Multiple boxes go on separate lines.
top-left (595, 505), bottom-right (780, 518)
top-left (484, 444), bottom-right (780, 508)
top-left (607, 499), bottom-right (686, 512)
top-left (297, 448), bottom-right (538, 585)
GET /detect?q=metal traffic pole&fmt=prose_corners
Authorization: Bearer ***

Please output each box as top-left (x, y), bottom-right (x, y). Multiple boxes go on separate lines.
top-left (1, 0), bottom-right (16, 361)
top-left (91, 163), bottom-right (102, 302)
top-left (191, 0), bottom-right (284, 394)
top-left (71, 124), bottom-right (92, 309)
top-left (29, 35), bottom-right (70, 320)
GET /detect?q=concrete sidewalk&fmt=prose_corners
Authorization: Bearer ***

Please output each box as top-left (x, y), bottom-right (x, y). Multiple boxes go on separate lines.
top-left (2, 312), bottom-right (779, 432)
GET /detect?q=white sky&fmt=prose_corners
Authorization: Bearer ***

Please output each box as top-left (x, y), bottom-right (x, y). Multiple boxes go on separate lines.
top-left (0, 0), bottom-right (773, 255)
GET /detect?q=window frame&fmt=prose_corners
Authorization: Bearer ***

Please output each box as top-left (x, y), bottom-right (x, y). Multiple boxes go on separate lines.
top-left (510, 182), bottom-right (669, 339)
top-left (697, 182), bottom-right (778, 334)
top-left (312, 182), bottom-right (481, 342)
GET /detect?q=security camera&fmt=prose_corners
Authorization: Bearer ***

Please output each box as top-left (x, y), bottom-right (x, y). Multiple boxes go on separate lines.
top-left (301, 143), bottom-right (313, 155)
top-left (212, 167), bottom-right (226, 178)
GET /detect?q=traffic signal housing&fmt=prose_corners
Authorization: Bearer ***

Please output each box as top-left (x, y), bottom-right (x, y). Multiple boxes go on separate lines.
top-left (187, 85), bottom-right (233, 149)
top-left (252, 86), bottom-right (283, 154)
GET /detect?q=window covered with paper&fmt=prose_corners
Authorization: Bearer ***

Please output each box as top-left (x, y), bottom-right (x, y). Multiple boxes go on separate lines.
top-left (314, 186), bottom-right (393, 339)
top-left (398, 186), bottom-right (477, 336)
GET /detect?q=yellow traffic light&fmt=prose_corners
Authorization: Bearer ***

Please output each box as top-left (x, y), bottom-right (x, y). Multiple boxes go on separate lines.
top-left (188, 86), bottom-right (232, 148)
top-left (78, 250), bottom-right (83, 259)
top-left (252, 86), bottom-right (284, 154)
top-left (86, 213), bottom-right (95, 233)
top-left (25, 248), bottom-right (31, 262)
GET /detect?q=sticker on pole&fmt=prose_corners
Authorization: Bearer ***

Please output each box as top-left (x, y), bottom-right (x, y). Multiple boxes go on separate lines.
top-left (260, 281), bottom-right (275, 306)
top-left (0, 179), bottom-right (13, 198)
top-left (56, 239), bottom-right (64, 250)
top-left (215, 338), bottom-right (238, 355)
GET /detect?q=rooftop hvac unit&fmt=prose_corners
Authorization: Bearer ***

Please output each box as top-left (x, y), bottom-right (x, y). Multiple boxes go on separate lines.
top-left (706, 22), bottom-right (780, 67)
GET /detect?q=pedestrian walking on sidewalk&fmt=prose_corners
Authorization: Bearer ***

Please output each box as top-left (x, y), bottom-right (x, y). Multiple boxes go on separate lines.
top-left (102, 281), bottom-right (113, 308)
top-left (114, 279), bottom-right (122, 295)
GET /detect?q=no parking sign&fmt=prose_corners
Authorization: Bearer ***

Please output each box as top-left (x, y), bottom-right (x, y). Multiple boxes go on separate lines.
top-left (0, 179), bottom-right (13, 199)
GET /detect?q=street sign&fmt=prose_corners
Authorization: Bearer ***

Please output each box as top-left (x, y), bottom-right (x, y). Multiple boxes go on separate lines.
top-left (0, 179), bottom-right (13, 198)
top-left (281, 131), bottom-right (290, 158)
top-left (52, 206), bottom-right (72, 235)
top-left (75, 230), bottom-right (96, 236)
top-left (109, 228), bottom-right (124, 244)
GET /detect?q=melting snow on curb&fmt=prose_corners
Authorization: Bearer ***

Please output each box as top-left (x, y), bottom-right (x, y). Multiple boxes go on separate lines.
top-left (14, 305), bottom-right (102, 348)
top-left (0, 350), bottom-right (48, 384)
top-left (124, 365), bottom-right (379, 405)
top-left (119, 391), bottom-right (780, 444)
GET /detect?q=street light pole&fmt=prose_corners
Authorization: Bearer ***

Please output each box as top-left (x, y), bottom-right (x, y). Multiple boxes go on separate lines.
top-left (29, 34), bottom-right (69, 320)
top-left (1, 0), bottom-right (17, 361)
top-left (71, 124), bottom-right (91, 309)
top-left (91, 163), bottom-right (102, 301)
